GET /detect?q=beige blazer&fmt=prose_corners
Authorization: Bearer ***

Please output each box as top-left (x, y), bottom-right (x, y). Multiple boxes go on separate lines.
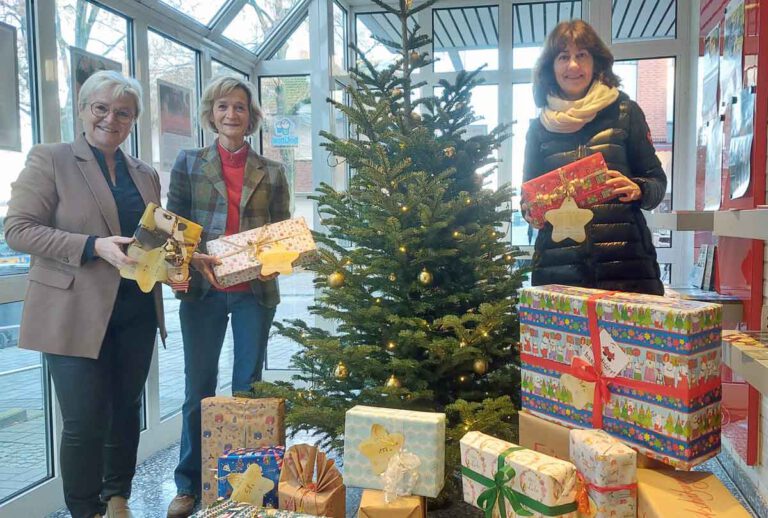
top-left (5, 135), bottom-right (166, 359)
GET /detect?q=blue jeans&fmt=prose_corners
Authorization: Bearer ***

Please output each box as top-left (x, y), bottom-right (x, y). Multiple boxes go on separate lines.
top-left (173, 290), bottom-right (276, 497)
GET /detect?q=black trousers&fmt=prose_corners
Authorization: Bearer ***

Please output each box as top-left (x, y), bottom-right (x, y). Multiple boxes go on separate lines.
top-left (46, 283), bottom-right (156, 518)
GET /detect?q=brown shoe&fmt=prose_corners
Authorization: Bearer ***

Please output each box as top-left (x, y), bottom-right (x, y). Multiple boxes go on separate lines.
top-left (167, 494), bottom-right (196, 518)
top-left (106, 496), bottom-right (133, 518)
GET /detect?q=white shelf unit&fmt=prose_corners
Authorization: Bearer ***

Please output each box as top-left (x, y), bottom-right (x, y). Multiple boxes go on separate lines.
top-left (644, 210), bottom-right (715, 231)
top-left (713, 210), bottom-right (768, 240)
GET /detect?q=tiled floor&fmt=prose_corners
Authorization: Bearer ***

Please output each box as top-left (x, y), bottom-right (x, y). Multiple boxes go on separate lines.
top-left (46, 440), bottom-right (759, 518)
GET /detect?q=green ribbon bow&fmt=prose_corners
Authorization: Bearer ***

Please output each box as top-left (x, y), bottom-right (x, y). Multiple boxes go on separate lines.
top-left (461, 446), bottom-right (578, 517)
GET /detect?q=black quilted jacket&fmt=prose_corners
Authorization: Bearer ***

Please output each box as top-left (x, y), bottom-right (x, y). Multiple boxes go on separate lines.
top-left (523, 92), bottom-right (667, 295)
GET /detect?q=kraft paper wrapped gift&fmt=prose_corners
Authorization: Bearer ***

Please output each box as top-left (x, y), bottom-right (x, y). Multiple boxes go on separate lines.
top-left (460, 431), bottom-right (578, 518)
top-left (202, 397), bottom-right (286, 506)
top-left (520, 153), bottom-right (616, 229)
top-left (519, 411), bottom-right (667, 470)
top-left (207, 217), bottom-right (318, 288)
top-left (343, 406), bottom-right (445, 498)
top-left (520, 285), bottom-right (722, 469)
top-left (569, 429), bottom-right (636, 518)
top-left (192, 500), bottom-right (326, 517)
top-left (278, 444), bottom-right (345, 518)
top-left (637, 469), bottom-right (751, 517)
top-left (357, 489), bottom-right (425, 518)
top-left (217, 447), bottom-right (285, 507)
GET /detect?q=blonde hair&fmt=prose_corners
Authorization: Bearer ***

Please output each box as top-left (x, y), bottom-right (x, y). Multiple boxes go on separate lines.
top-left (78, 70), bottom-right (143, 117)
top-left (199, 76), bottom-right (262, 135)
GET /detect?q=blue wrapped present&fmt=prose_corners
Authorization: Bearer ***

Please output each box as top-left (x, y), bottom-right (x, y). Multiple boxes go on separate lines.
top-left (217, 446), bottom-right (285, 507)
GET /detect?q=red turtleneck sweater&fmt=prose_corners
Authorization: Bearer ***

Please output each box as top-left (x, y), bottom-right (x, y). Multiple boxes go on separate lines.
top-left (218, 141), bottom-right (251, 292)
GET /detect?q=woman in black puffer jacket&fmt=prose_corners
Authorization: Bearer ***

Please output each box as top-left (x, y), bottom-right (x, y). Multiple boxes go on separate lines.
top-left (522, 19), bottom-right (667, 296)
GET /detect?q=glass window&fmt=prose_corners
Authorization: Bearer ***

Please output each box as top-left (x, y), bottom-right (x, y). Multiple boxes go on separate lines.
top-left (330, 82), bottom-right (349, 188)
top-left (0, 1), bottom-right (34, 276)
top-left (0, 302), bottom-right (52, 504)
top-left (222, 0), bottom-right (302, 53)
top-left (433, 6), bottom-right (498, 73)
top-left (258, 75), bottom-right (314, 371)
top-left (158, 0), bottom-right (229, 26)
top-left (333, 2), bottom-right (347, 73)
top-left (511, 82), bottom-right (539, 247)
top-left (268, 17), bottom-right (309, 60)
top-left (148, 30), bottom-right (199, 199)
top-left (512, 1), bottom-right (582, 70)
top-left (55, 0), bottom-right (131, 144)
top-left (355, 12), bottom-right (416, 70)
top-left (615, 58), bottom-right (674, 248)
top-left (211, 59), bottom-right (248, 80)
top-left (613, 0), bottom-right (676, 42)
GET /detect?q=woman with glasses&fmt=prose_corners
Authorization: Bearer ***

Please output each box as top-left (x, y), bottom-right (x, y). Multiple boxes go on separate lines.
top-left (6, 70), bottom-right (165, 518)
top-left (522, 20), bottom-right (667, 295)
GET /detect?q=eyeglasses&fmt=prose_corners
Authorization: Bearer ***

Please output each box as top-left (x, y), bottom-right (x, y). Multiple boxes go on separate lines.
top-left (90, 102), bottom-right (135, 124)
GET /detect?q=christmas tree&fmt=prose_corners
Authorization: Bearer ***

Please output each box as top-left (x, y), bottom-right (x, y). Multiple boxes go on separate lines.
top-left (252, 0), bottom-right (526, 499)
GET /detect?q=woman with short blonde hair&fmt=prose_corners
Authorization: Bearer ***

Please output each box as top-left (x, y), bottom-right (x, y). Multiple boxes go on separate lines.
top-left (198, 75), bottom-right (262, 135)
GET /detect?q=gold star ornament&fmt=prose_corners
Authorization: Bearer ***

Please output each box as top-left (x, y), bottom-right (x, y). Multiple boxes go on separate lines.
top-left (544, 196), bottom-right (593, 243)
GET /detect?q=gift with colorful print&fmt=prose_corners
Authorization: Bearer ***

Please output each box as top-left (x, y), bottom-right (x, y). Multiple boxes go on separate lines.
top-left (520, 153), bottom-right (616, 229)
top-left (519, 284), bottom-right (722, 469)
top-left (217, 446), bottom-right (285, 507)
top-left (460, 430), bottom-right (579, 518)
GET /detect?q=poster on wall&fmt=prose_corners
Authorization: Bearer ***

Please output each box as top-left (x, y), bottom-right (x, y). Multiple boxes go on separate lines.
top-left (270, 116), bottom-right (299, 147)
top-left (0, 22), bottom-right (21, 152)
top-left (703, 118), bottom-right (723, 210)
top-left (701, 26), bottom-right (720, 123)
top-left (720, 0), bottom-right (744, 106)
top-left (70, 46), bottom-right (122, 137)
top-left (157, 79), bottom-right (195, 190)
top-left (728, 88), bottom-right (754, 199)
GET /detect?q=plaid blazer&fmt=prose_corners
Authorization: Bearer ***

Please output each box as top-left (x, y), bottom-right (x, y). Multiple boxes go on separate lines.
top-left (166, 142), bottom-right (291, 307)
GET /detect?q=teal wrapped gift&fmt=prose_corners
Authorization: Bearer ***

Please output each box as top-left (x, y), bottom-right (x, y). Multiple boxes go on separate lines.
top-left (217, 446), bottom-right (285, 507)
top-left (192, 500), bottom-right (326, 517)
top-left (343, 405), bottom-right (445, 498)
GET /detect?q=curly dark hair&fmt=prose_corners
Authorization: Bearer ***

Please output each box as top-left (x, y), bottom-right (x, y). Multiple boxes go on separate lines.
top-left (532, 19), bottom-right (621, 107)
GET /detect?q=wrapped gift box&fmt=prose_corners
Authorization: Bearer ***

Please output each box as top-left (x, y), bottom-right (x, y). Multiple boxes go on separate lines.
top-left (460, 431), bottom-right (578, 517)
top-left (358, 489), bottom-right (425, 518)
top-left (569, 429), bottom-right (636, 518)
top-left (202, 397), bottom-right (286, 506)
top-left (519, 410), bottom-right (667, 469)
top-left (207, 217), bottom-right (317, 287)
top-left (121, 202), bottom-right (203, 292)
top-left (520, 153), bottom-right (616, 228)
top-left (278, 444), bottom-right (345, 518)
top-left (192, 500), bottom-right (326, 517)
top-left (637, 469), bottom-right (751, 517)
top-left (217, 447), bottom-right (285, 506)
top-left (343, 406), bottom-right (445, 498)
top-left (519, 285), bottom-right (722, 469)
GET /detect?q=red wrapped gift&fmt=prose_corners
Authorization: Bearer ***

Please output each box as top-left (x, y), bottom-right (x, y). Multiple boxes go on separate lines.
top-left (521, 153), bottom-right (617, 228)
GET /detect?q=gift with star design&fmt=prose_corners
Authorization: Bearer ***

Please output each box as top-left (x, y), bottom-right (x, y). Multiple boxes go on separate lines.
top-left (343, 406), bottom-right (445, 498)
top-left (520, 153), bottom-right (616, 230)
top-left (519, 285), bottom-right (722, 470)
top-left (206, 217), bottom-right (318, 287)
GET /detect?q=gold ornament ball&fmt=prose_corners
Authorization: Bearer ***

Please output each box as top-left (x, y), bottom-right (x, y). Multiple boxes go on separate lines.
top-left (328, 271), bottom-right (346, 288)
top-left (418, 269), bottom-right (433, 285)
top-left (410, 50), bottom-right (420, 61)
top-left (444, 146), bottom-right (455, 158)
top-left (473, 358), bottom-right (489, 375)
top-left (410, 112), bottom-right (422, 121)
top-left (385, 374), bottom-right (402, 388)
top-left (334, 361), bottom-right (349, 379)
top-left (393, 87), bottom-right (403, 97)
top-left (388, 273), bottom-right (397, 282)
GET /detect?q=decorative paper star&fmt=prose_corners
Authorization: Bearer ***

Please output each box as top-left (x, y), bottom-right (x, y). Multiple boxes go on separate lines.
top-left (258, 243), bottom-right (301, 276)
top-left (228, 463), bottom-right (274, 506)
top-left (358, 423), bottom-right (405, 475)
top-left (544, 196), bottom-right (594, 243)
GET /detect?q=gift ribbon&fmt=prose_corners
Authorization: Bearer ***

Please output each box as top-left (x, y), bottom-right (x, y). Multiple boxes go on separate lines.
top-left (381, 450), bottom-right (421, 503)
top-left (574, 472), bottom-right (637, 514)
top-left (461, 446), bottom-right (577, 517)
top-left (216, 227), bottom-right (306, 261)
top-left (521, 292), bottom-right (721, 429)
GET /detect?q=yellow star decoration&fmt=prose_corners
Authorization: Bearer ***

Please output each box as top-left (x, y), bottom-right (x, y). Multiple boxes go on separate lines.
top-left (544, 196), bottom-right (594, 243)
top-left (228, 463), bottom-right (275, 506)
top-left (123, 246), bottom-right (167, 293)
top-left (257, 243), bottom-right (301, 276)
top-left (358, 423), bottom-right (405, 475)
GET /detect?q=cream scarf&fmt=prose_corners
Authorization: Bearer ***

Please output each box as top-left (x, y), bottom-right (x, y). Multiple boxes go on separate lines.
top-left (540, 81), bottom-right (620, 133)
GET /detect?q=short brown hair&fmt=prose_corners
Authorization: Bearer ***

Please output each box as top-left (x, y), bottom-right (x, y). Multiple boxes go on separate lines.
top-left (532, 20), bottom-right (621, 107)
